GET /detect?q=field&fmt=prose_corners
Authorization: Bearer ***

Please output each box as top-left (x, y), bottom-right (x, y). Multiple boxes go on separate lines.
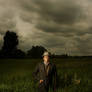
top-left (0, 58), bottom-right (92, 92)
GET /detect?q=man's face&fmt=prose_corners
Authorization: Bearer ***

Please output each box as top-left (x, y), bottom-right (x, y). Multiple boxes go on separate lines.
top-left (43, 55), bottom-right (49, 62)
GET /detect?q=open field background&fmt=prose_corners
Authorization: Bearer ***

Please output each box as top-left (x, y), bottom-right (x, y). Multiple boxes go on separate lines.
top-left (0, 58), bottom-right (92, 92)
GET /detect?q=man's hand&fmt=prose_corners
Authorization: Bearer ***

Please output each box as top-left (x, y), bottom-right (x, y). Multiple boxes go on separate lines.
top-left (39, 80), bottom-right (44, 84)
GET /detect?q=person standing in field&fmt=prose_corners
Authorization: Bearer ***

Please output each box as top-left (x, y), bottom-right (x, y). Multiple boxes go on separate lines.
top-left (32, 51), bottom-right (58, 92)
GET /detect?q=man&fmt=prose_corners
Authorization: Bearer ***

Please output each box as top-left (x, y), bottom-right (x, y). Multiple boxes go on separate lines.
top-left (32, 51), bottom-right (58, 92)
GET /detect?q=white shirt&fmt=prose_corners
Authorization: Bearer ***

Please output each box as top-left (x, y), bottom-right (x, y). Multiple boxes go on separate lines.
top-left (44, 61), bottom-right (49, 66)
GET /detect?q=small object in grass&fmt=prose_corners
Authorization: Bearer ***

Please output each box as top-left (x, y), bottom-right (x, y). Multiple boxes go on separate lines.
top-left (74, 79), bottom-right (80, 84)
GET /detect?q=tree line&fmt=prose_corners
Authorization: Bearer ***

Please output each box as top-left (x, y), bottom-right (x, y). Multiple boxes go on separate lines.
top-left (1, 30), bottom-right (90, 59)
top-left (0, 30), bottom-right (50, 58)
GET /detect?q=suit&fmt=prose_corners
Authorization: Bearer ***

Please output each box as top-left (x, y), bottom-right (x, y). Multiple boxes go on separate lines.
top-left (32, 61), bottom-right (58, 92)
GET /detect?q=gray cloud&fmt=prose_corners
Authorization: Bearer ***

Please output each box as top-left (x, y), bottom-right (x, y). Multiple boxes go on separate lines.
top-left (0, 0), bottom-right (92, 56)
top-left (33, 0), bottom-right (82, 24)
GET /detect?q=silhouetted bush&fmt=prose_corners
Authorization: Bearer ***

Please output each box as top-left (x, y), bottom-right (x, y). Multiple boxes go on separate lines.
top-left (27, 46), bottom-right (47, 58)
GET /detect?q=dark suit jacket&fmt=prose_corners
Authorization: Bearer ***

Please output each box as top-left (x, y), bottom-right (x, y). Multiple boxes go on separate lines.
top-left (32, 61), bottom-right (58, 91)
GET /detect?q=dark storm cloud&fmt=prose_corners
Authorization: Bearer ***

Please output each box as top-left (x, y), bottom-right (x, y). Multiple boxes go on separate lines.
top-left (0, 0), bottom-right (92, 55)
top-left (33, 0), bottom-right (82, 24)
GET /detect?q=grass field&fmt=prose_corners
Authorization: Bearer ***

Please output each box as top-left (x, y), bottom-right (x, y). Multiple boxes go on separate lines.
top-left (0, 58), bottom-right (92, 92)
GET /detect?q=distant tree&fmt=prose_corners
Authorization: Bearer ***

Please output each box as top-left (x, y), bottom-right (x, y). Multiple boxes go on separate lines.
top-left (11, 49), bottom-right (26, 58)
top-left (0, 30), bottom-right (25, 58)
top-left (2, 30), bottom-right (18, 51)
top-left (27, 45), bottom-right (47, 58)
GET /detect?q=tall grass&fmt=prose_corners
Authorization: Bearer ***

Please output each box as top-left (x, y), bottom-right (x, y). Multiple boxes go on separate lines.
top-left (0, 58), bottom-right (92, 92)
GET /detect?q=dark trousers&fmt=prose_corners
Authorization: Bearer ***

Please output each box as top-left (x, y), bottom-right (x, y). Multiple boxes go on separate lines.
top-left (38, 82), bottom-right (49, 92)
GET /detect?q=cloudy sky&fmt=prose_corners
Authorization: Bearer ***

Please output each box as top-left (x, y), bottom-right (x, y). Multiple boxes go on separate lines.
top-left (0, 0), bottom-right (92, 56)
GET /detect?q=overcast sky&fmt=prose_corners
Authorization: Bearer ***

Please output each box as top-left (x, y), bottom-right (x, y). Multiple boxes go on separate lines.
top-left (0, 0), bottom-right (92, 56)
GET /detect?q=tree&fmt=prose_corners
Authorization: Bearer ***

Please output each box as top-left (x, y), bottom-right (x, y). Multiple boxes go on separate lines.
top-left (27, 45), bottom-right (47, 58)
top-left (0, 30), bottom-right (25, 58)
top-left (2, 30), bottom-right (18, 51)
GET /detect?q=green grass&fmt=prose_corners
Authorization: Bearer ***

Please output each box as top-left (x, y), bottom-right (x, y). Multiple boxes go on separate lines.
top-left (0, 58), bottom-right (92, 92)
